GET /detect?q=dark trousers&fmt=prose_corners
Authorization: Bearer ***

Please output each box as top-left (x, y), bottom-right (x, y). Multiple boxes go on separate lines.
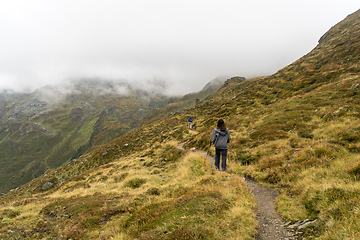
top-left (215, 148), bottom-right (227, 171)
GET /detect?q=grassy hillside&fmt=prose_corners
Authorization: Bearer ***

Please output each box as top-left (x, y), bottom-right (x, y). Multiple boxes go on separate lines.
top-left (0, 78), bottom-right (223, 194)
top-left (1, 8), bottom-right (360, 240)
top-left (0, 85), bottom-right (172, 194)
top-left (0, 117), bottom-right (257, 239)
top-left (183, 9), bottom-right (360, 239)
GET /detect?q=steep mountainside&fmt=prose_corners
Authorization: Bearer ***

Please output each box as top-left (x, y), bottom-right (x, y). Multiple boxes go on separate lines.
top-left (0, 90), bottom-right (26, 109)
top-left (0, 80), bottom-right (168, 194)
top-left (0, 9), bottom-right (359, 240)
top-left (0, 78), bottom-right (222, 194)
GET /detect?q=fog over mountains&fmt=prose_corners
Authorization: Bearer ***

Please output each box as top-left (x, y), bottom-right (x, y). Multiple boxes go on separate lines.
top-left (1, 1), bottom-right (359, 95)
top-left (0, 8), bottom-right (359, 240)
top-left (0, 77), bottom-right (225, 193)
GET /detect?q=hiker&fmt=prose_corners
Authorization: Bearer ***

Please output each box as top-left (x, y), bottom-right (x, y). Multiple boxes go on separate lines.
top-left (187, 116), bottom-right (193, 130)
top-left (210, 119), bottom-right (231, 171)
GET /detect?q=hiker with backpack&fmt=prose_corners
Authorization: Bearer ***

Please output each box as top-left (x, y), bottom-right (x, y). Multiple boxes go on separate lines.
top-left (210, 119), bottom-right (231, 171)
top-left (187, 116), bottom-right (193, 130)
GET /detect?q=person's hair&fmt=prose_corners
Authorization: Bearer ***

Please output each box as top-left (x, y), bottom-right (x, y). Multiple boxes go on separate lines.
top-left (217, 119), bottom-right (226, 130)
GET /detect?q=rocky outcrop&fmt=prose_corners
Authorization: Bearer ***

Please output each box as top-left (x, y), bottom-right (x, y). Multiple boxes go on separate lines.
top-left (221, 76), bottom-right (246, 88)
top-left (286, 219), bottom-right (318, 230)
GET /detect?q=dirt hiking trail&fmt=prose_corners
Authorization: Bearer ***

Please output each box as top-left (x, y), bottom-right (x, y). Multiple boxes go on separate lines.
top-left (178, 143), bottom-right (298, 240)
top-left (245, 177), bottom-right (297, 240)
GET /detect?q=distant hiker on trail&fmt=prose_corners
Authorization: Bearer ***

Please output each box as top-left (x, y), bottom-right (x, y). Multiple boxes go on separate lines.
top-left (210, 119), bottom-right (230, 171)
top-left (187, 116), bottom-right (193, 130)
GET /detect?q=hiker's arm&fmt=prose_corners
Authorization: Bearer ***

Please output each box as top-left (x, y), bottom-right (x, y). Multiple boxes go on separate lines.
top-left (210, 130), bottom-right (216, 143)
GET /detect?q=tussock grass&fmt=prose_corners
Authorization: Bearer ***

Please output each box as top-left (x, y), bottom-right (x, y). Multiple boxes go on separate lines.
top-left (0, 144), bottom-right (257, 239)
top-left (2, 10), bottom-right (360, 239)
top-left (232, 120), bottom-right (360, 238)
top-left (117, 153), bottom-right (256, 240)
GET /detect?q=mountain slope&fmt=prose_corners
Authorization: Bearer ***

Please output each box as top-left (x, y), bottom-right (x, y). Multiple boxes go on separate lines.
top-left (144, 77), bottom-right (226, 124)
top-left (184, 9), bottom-right (360, 239)
top-left (0, 79), bottom-right (172, 193)
top-left (0, 78), bottom-right (224, 194)
top-left (0, 90), bottom-right (26, 108)
top-left (1, 9), bottom-right (360, 240)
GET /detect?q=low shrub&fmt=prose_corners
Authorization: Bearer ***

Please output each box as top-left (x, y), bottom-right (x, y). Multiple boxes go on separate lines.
top-left (250, 129), bottom-right (288, 141)
top-left (114, 172), bottom-right (129, 182)
top-left (298, 130), bottom-right (314, 139)
top-left (160, 144), bottom-right (185, 162)
top-left (1, 209), bottom-right (20, 219)
top-left (63, 182), bottom-right (90, 192)
top-left (234, 150), bottom-right (259, 165)
top-left (125, 178), bottom-right (146, 189)
top-left (145, 187), bottom-right (160, 196)
top-left (346, 160), bottom-right (360, 178)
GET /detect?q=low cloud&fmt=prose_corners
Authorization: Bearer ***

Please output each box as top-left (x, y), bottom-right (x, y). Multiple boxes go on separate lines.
top-left (0, 1), bottom-right (358, 95)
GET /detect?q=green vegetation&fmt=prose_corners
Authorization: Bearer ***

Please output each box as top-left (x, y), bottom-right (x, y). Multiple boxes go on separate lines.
top-left (0, 77), bottom-right (222, 194)
top-left (0, 146), bottom-right (256, 239)
top-left (0, 8), bottom-right (360, 240)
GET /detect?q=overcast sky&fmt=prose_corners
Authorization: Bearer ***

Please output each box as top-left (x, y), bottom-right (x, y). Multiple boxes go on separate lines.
top-left (0, 1), bottom-right (359, 95)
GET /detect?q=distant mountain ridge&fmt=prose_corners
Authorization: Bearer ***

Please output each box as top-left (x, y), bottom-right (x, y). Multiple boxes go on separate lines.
top-left (0, 78), bottom-right (224, 193)
top-left (144, 77), bottom-right (227, 123)
top-left (0, 9), bottom-right (360, 240)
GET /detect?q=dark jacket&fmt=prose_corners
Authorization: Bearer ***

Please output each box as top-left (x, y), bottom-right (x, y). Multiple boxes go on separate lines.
top-left (211, 128), bottom-right (230, 149)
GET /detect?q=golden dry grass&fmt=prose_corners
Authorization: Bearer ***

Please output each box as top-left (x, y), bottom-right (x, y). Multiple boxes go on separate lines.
top-left (0, 145), bottom-right (257, 239)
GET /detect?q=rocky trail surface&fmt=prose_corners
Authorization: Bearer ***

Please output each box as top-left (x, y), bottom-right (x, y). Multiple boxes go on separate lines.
top-left (178, 143), bottom-right (299, 240)
top-left (245, 177), bottom-right (298, 240)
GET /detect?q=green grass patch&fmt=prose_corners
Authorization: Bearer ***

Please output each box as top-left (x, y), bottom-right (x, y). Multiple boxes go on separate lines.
top-left (123, 191), bottom-right (231, 239)
top-left (124, 178), bottom-right (147, 189)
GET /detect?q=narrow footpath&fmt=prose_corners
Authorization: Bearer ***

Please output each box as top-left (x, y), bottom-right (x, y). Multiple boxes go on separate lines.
top-left (177, 143), bottom-right (297, 240)
top-left (245, 177), bottom-right (296, 240)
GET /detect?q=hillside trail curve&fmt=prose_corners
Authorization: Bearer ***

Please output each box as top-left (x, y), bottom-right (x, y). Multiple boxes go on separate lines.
top-left (177, 142), bottom-right (297, 240)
